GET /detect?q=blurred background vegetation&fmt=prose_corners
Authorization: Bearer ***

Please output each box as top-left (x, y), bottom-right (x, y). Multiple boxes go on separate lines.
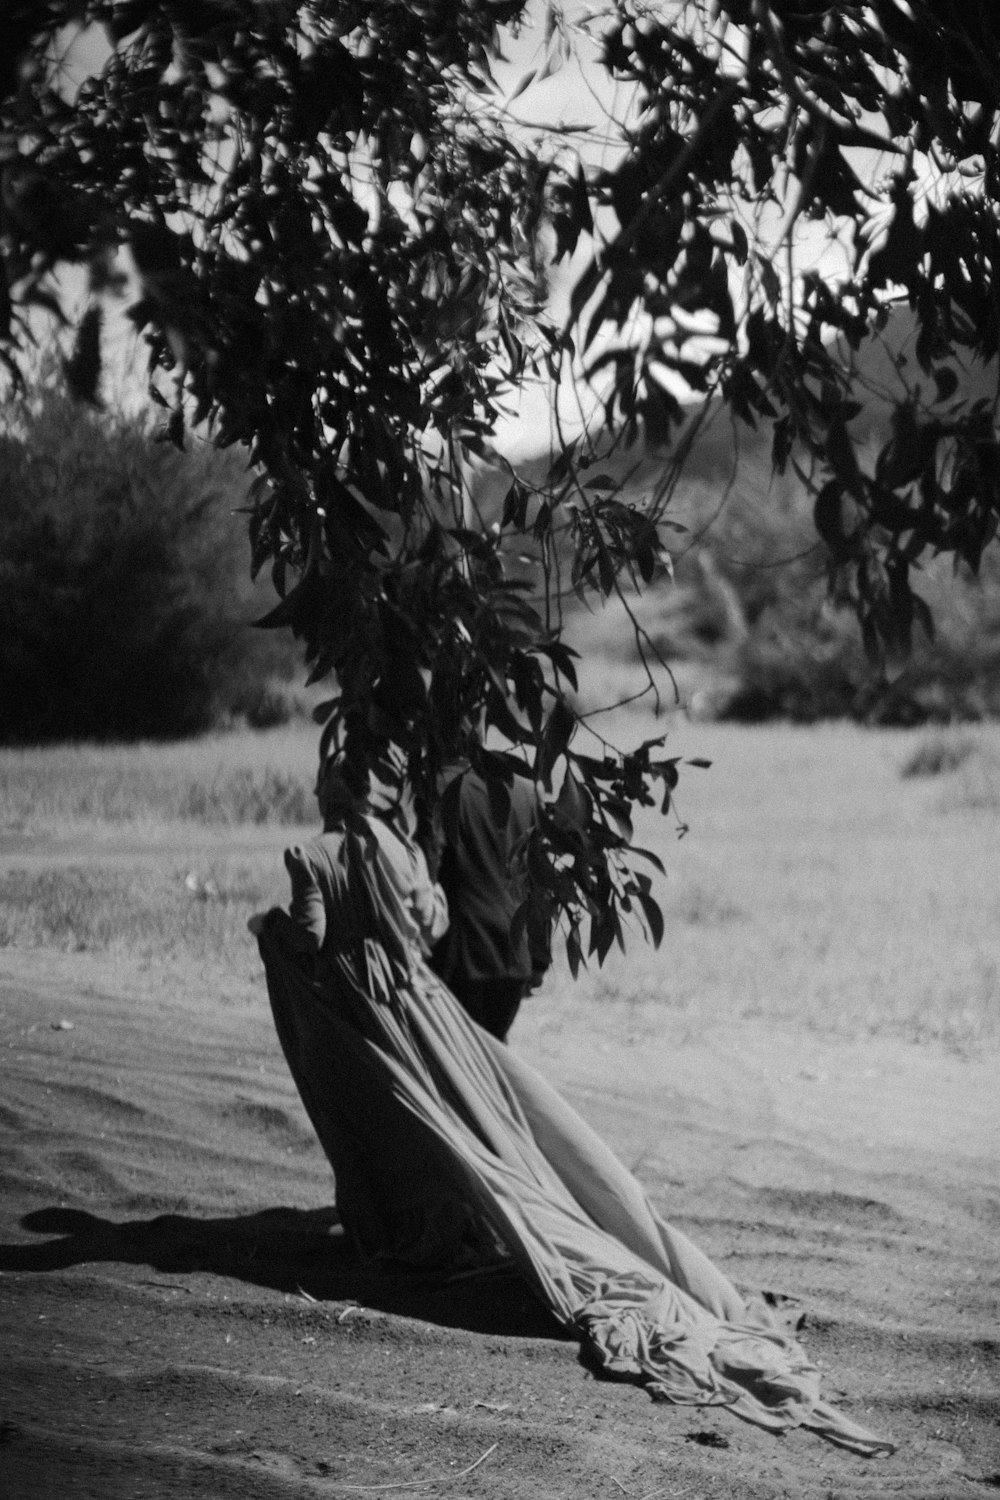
top-left (4, 322), bottom-right (1000, 747)
top-left (565, 305), bottom-right (1000, 729)
top-left (590, 431), bottom-right (1000, 728)
top-left (0, 371), bottom-right (308, 744)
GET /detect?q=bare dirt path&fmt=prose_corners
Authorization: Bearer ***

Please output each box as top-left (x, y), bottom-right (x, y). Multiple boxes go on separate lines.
top-left (2, 934), bottom-right (997, 1499)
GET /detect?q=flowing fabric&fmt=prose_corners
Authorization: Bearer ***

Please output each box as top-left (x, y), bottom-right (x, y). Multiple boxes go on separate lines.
top-left (258, 830), bottom-right (894, 1456)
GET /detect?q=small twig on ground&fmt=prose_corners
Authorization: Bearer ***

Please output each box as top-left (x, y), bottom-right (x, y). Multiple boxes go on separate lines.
top-left (336, 1303), bottom-right (365, 1323)
top-left (326, 1441), bottom-right (499, 1492)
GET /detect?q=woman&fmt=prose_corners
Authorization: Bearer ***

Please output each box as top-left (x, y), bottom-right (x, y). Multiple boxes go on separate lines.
top-left (251, 759), bottom-right (893, 1455)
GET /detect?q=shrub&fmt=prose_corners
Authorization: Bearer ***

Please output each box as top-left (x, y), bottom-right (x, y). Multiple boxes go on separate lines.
top-left (0, 382), bottom-right (301, 742)
top-left (719, 546), bottom-right (1000, 725)
top-left (633, 452), bottom-right (1000, 725)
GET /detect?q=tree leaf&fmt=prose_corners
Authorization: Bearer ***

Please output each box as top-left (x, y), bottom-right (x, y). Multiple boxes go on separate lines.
top-left (637, 891), bottom-right (665, 949)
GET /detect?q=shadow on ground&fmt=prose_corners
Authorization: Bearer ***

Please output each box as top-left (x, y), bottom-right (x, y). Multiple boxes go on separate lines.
top-left (1, 1205), bottom-right (567, 1341)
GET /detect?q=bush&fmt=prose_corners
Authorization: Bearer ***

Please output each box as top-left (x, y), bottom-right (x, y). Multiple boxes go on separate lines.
top-left (719, 549), bottom-right (1000, 725)
top-left (0, 382), bottom-right (302, 742)
top-left (630, 450), bottom-right (1000, 725)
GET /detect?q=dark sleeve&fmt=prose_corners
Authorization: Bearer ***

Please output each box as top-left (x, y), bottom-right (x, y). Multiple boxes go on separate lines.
top-left (510, 780), bottom-right (553, 980)
top-left (527, 905), bottom-right (554, 982)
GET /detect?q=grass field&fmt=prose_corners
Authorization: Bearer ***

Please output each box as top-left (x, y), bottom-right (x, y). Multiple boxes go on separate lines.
top-left (2, 717), bottom-right (999, 1051)
top-left (0, 728), bottom-right (319, 830)
top-left (2, 718), bottom-right (998, 1500)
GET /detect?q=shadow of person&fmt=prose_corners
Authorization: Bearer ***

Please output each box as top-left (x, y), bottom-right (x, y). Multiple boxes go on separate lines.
top-left (0, 1205), bottom-right (566, 1340)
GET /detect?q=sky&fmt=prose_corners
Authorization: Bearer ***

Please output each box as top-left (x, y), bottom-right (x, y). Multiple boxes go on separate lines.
top-left (477, 4), bottom-right (644, 456)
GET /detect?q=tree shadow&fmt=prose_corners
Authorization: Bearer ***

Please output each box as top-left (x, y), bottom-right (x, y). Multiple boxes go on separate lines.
top-left (0, 1205), bottom-right (567, 1340)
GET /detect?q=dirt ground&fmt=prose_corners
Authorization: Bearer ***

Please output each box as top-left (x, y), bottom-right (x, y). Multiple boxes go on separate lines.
top-left (1, 877), bottom-right (999, 1497)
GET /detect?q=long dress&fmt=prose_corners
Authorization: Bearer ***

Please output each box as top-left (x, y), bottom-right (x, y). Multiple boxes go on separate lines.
top-left (256, 817), bottom-right (894, 1456)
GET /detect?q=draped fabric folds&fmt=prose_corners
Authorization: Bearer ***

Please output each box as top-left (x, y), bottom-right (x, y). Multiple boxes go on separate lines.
top-left (257, 834), bottom-right (893, 1456)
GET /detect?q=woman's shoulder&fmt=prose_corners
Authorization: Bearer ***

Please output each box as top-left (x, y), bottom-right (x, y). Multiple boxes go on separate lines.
top-left (283, 832), bottom-right (345, 874)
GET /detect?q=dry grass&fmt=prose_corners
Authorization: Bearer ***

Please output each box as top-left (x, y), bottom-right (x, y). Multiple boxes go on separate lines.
top-left (0, 727), bottom-right (319, 832)
top-left (0, 862), bottom-right (270, 958)
top-left (542, 714), bottom-right (1000, 1053)
top-left (2, 719), bottom-right (999, 1051)
top-left (0, 727), bottom-right (321, 1005)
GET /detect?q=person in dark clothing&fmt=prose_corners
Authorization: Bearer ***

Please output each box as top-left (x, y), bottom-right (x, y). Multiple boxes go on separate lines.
top-left (428, 766), bottom-right (551, 1042)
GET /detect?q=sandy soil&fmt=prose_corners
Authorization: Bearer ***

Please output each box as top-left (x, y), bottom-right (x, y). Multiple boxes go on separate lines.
top-left (1, 906), bottom-right (998, 1497)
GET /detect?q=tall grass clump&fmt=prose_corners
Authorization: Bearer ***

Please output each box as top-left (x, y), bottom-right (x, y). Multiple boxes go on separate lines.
top-left (900, 731), bottom-right (982, 779)
top-left (0, 377), bottom-right (302, 743)
top-left (901, 726), bottom-right (1000, 814)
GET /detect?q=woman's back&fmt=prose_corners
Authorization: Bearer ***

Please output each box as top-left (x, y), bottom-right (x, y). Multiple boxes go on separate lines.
top-left (281, 817), bottom-right (448, 965)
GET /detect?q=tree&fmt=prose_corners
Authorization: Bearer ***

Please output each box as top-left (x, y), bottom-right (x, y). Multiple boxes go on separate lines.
top-left (3, 1), bottom-right (1000, 968)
